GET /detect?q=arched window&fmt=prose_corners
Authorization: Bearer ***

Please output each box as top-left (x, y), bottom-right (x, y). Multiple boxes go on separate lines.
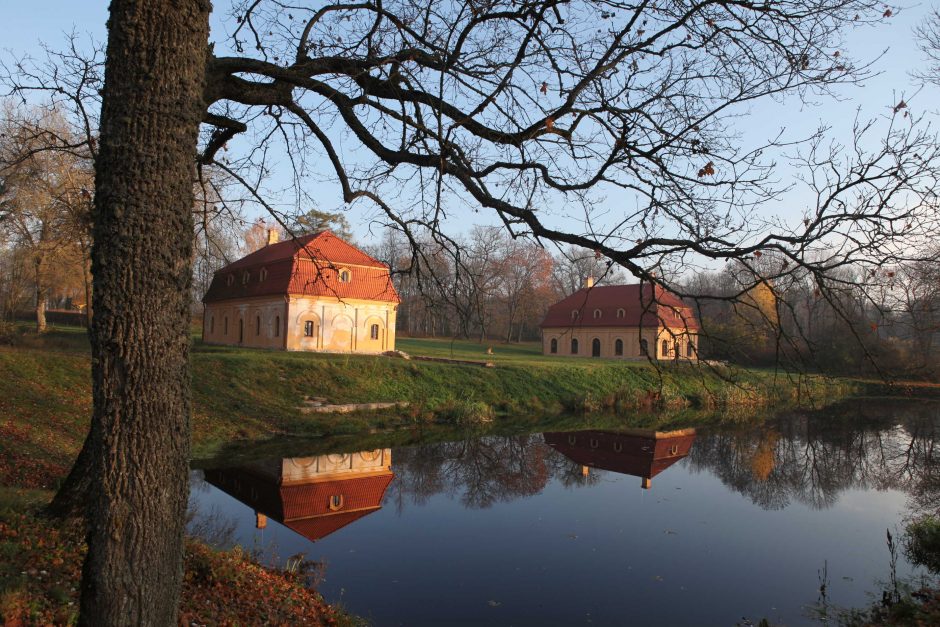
top-left (662, 339), bottom-right (669, 357)
top-left (339, 268), bottom-right (351, 283)
top-left (674, 341), bottom-right (681, 358)
top-left (274, 315), bottom-right (280, 337)
top-left (640, 338), bottom-right (648, 355)
top-left (571, 338), bottom-right (579, 354)
top-left (242, 271), bottom-right (250, 285)
top-left (571, 310), bottom-right (580, 320)
top-left (259, 268), bottom-right (268, 281)
top-left (304, 320), bottom-right (315, 337)
top-left (550, 338), bottom-right (558, 354)
top-left (328, 495), bottom-right (345, 511)
top-left (370, 323), bottom-right (379, 340)
top-left (615, 338), bottom-right (623, 356)
top-left (687, 341), bottom-right (695, 358)
top-left (593, 309), bottom-right (602, 319)
top-left (256, 316), bottom-right (261, 336)
top-left (617, 308), bottom-right (625, 319)
top-left (226, 274), bottom-right (234, 286)
top-left (592, 338), bottom-right (601, 357)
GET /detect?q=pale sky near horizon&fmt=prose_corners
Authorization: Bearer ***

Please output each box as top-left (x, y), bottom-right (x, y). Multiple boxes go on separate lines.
top-left (4, 1), bottom-right (939, 248)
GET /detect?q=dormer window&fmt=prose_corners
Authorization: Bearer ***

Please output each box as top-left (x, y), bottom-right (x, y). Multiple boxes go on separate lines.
top-left (226, 274), bottom-right (234, 286)
top-left (338, 268), bottom-right (351, 283)
top-left (571, 310), bottom-right (580, 320)
top-left (617, 308), bottom-right (625, 319)
top-left (259, 268), bottom-right (268, 281)
top-left (593, 309), bottom-right (602, 319)
top-left (241, 271), bottom-right (250, 285)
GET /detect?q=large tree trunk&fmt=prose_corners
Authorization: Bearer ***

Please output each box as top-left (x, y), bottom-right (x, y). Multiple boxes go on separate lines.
top-left (73, 0), bottom-right (210, 624)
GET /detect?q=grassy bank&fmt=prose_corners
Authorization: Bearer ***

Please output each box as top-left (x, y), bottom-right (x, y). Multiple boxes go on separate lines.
top-left (0, 325), bottom-right (862, 486)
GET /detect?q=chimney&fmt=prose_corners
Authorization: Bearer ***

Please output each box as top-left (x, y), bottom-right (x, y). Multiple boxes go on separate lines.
top-left (266, 229), bottom-right (279, 246)
top-left (585, 276), bottom-right (595, 289)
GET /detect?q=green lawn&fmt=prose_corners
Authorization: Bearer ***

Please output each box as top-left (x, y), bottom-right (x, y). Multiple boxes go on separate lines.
top-left (397, 336), bottom-right (659, 367)
top-left (0, 324), bottom-right (865, 486)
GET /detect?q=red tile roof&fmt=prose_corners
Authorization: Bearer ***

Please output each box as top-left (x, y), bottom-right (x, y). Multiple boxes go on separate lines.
top-left (203, 467), bottom-right (395, 542)
top-left (539, 283), bottom-right (698, 330)
top-left (286, 509), bottom-right (381, 542)
top-left (202, 231), bottom-right (399, 303)
top-left (278, 473), bottom-right (395, 520)
top-left (544, 430), bottom-right (696, 479)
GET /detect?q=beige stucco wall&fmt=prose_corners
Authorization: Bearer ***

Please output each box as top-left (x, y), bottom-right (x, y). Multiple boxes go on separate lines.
top-left (277, 449), bottom-right (392, 484)
top-left (286, 296), bottom-right (397, 354)
top-left (203, 297), bottom-right (289, 349)
top-left (542, 326), bottom-right (697, 361)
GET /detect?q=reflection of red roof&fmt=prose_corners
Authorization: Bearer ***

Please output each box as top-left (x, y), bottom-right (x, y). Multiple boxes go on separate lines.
top-left (544, 429), bottom-right (696, 479)
top-left (202, 231), bottom-right (399, 303)
top-left (278, 476), bottom-right (394, 519)
top-left (203, 467), bottom-right (394, 542)
top-left (286, 510), bottom-right (379, 541)
top-left (539, 284), bottom-right (698, 330)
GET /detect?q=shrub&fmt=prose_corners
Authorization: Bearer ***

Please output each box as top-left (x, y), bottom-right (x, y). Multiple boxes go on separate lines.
top-left (904, 516), bottom-right (940, 574)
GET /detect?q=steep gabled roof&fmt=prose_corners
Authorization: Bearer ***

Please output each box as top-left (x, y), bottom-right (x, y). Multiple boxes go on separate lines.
top-left (203, 467), bottom-right (395, 542)
top-left (222, 231), bottom-right (385, 271)
top-left (202, 230), bottom-right (399, 303)
top-left (544, 429), bottom-right (696, 480)
top-left (539, 283), bottom-right (698, 330)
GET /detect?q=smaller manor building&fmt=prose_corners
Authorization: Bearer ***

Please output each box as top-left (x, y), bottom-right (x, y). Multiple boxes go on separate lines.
top-left (540, 282), bottom-right (698, 360)
top-left (202, 230), bottom-right (398, 353)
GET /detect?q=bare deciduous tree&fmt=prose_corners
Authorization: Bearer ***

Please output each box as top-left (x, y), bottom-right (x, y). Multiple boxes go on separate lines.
top-left (0, 106), bottom-right (92, 331)
top-left (5, 0), bottom-right (940, 623)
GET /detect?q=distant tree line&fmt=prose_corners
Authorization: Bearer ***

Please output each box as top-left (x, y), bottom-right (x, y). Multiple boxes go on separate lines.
top-left (3, 104), bottom-right (937, 378)
top-left (685, 254), bottom-right (940, 378)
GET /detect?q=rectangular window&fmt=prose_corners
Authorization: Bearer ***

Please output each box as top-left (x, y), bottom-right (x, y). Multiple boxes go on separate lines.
top-left (370, 324), bottom-right (379, 340)
top-left (304, 320), bottom-right (314, 337)
top-left (274, 316), bottom-right (280, 338)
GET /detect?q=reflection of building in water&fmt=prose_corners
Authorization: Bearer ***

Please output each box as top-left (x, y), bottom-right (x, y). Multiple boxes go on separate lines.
top-left (204, 449), bottom-right (393, 541)
top-left (544, 429), bottom-right (696, 489)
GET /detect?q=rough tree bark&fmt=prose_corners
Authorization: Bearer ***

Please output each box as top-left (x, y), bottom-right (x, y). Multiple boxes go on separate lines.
top-left (73, 0), bottom-right (210, 624)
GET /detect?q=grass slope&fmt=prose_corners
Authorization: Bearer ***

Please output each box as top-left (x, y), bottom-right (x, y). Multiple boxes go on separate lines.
top-left (1, 325), bottom-right (857, 485)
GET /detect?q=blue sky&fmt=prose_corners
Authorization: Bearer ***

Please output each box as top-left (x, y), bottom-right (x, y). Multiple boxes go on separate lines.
top-left (4, 2), bottom-right (938, 246)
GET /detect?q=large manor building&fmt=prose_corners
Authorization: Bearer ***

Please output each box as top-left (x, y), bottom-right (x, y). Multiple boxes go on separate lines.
top-left (201, 230), bottom-right (399, 353)
top-left (539, 281), bottom-right (699, 360)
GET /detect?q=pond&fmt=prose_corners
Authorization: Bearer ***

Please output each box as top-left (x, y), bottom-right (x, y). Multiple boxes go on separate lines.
top-left (188, 399), bottom-right (940, 626)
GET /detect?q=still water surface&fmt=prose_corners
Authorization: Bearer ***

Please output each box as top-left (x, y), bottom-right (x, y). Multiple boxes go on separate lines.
top-left (189, 400), bottom-right (940, 626)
